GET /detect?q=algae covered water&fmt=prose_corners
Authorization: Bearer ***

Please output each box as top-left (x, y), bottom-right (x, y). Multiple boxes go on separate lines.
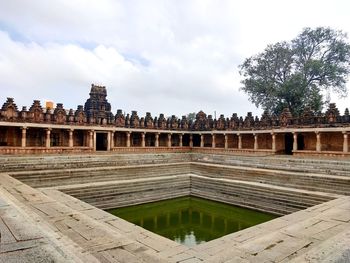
top-left (106, 196), bottom-right (277, 247)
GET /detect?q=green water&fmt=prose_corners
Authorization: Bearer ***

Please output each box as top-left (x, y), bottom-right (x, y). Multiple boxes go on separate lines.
top-left (106, 197), bottom-right (277, 247)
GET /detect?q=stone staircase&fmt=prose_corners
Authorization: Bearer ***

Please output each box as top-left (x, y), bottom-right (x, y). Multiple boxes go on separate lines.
top-left (0, 153), bottom-right (192, 172)
top-left (193, 153), bottom-right (350, 177)
top-left (191, 162), bottom-right (350, 195)
top-left (191, 175), bottom-right (338, 216)
top-left (9, 163), bottom-right (191, 188)
top-left (57, 175), bottom-right (191, 210)
top-left (2, 153), bottom-right (349, 217)
top-left (1, 153), bottom-right (350, 262)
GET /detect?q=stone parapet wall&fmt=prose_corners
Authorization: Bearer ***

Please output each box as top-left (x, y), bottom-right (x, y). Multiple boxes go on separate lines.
top-left (191, 147), bottom-right (275, 156)
top-left (293, 150), bottom-right (350, 157)
top-left (0, 146), bottom-right (93, 155)
top-left (111, 146), bottom-right (191, 153)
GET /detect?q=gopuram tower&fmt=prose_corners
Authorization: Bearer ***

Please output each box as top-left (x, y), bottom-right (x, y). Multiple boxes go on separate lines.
top-left (84, 84), bottom-right (114, 125)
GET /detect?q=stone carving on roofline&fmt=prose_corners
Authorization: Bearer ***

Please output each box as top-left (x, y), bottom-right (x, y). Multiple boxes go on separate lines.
top-left (325, 103), bottom-right (340, 124)
top-left (115, 109), bottom-right (125, 127)
top-left (243, 112), bottom-right (254, 129)
top-left (1, 98), bottom-right (18, 121)
top-left (158, 114), bottom-right (167, 129)
top-left (130, 111), bottom-right (139, 128)
top-left (140, 117), bottom-right (145, 128)
top-left (280, 108), bottom-right (292, 127)
top-left (193, 111), bottom-right (209, 130)
top-left (208, 115), bottom-right (214, 129)
top-left (301, 107), bottom-right (315, 125)
top-left (28, 100), bottom-right (44, 123)
top-left (260, 110), bottom-right (271, 128)
top-left (216, 114), bottom-right (226, 130)
top-left (75, 105), bottom-right (86, 124)
top-left (1, 85), bottom-right (349, 130)
top-left (125, 113), bottom-right (130, 127)
top-left (229, 113), bottom-right (239, 130)
top-left (19, 106), bottom-right (27, 121)
top-left (181, 116), bottom-right (189, 130)
top-left (144, 112), bottom-right (153, 128)
top-left (53, 103), bottom-right (66, 124)
top-left (68, 109), bottom-right (75, 123)
top-left (169, 115), bottom-right (178, 130)
top-left (343, 108), bottom-right (350, 123)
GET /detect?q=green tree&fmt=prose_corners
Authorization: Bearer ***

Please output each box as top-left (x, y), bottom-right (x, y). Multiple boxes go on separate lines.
top-left (239, 27), bottom-right (350, 116)
top-left (187, 112), bottom-right (196, 121)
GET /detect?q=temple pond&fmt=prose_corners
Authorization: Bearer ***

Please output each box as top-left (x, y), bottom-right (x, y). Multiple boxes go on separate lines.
top-left (106, 196), bottom-right (278, 247)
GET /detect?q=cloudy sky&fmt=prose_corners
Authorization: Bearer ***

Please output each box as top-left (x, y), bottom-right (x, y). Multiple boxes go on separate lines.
top-left (0, 0), bottom-right (349, 118)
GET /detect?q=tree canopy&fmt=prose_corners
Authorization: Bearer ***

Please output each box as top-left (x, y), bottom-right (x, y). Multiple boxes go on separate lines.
top-left (239, 27), bottom-right (350, 116)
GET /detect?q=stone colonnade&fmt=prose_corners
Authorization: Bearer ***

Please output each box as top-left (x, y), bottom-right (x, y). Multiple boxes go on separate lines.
top-left (0, 124), bottom-right (349, 154)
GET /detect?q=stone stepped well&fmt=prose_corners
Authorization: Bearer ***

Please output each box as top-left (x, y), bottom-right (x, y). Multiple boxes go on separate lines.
top-left (3, 153), bottom-right (348, 216)
top-left (10, 161), bottom-right (350, 196)
top-left (45, 174), bottom-right (338, 216)
top-left (2, 172), bottom-right (349, 262)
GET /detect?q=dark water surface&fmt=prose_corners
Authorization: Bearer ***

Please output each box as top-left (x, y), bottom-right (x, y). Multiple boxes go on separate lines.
top-left (106, 196), bottom-right (277, 247)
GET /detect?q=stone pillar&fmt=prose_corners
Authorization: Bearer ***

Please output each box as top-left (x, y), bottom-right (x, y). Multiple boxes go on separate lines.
top-left (293, 132), bottom-right (298, 152)
top-left (254, 134), bottom-right (258, 150)
top-left (141, 133), bottom-right (146, 147)
top-left (179, 134), bottom-right (183, 147)
top-left (93, 131), bottom-right (97, 151)
top-left (21, 127), bottom-right (27, 148)
top-left (46, 129), bottom-right (51, 148)
top-left (126, 132), bottom-right (131, 147)
top-left (343, 132), bottom-right (348, 153)
top-left (316, 132), bottom-right (321, 152)
top-left (271, 133), bottom-right (276, 152)
top-left (238, 134), bottom-right (242, 149)
top-left (89, 131), bottom-right (94, 148)
top-left (190, 135), bottom-right (193, 147)
top-left (200, 134), bottom-right (204, 148)
top-left (68, 129), bottom-right (73, 148)
top-left (107, 132), bottom-right (111, 151)
top-left (224, 134), bottom-right (228, 149)
top-left (212, 134), bottom-right (216, 148)
top-left (155, 133), bottom-right (159, 147)
top-left (167, 134), bottom-right (172, 147)
top-left (110, 132), bottom-right (114, 148)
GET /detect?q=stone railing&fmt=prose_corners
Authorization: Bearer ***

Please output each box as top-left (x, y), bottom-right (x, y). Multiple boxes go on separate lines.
top-left (110, 146), bottom-right (191, 153)
top-left (0, 147), bottom-right (92, 155)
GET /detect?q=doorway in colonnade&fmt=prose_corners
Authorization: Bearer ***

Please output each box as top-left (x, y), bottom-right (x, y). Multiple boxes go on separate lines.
top-left (96, 132), bottom-right (108, 151)
top-left (297, 134), bottom-right (305, 150)
top-left (284, 133), bottom-right (293, 154)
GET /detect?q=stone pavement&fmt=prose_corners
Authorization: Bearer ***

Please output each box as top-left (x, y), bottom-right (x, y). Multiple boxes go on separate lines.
top-left (1, 173), bottom-right (350, 262)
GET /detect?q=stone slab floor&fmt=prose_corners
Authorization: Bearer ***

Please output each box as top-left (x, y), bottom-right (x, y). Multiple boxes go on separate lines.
top-left (1, 173), bottom-right (350, 263)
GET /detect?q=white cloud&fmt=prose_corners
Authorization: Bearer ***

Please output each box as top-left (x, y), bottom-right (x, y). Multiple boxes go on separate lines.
top-left (0, 0), bottom-right (349, 118)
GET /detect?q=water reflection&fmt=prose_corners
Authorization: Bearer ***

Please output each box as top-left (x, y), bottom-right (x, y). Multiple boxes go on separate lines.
top-left (106, 197), bottom-right (277, 247)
